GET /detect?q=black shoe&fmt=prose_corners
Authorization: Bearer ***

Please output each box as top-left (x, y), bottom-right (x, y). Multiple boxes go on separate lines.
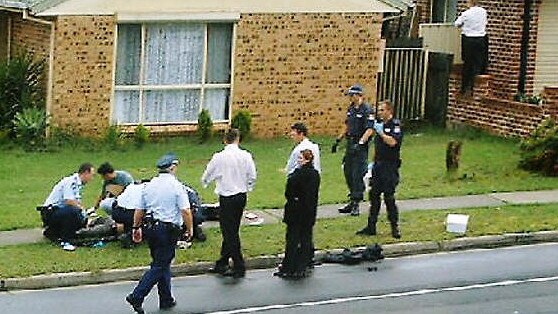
top-left (222, 269), bottom-right (245, 278)
top-left (391, 225), bottom-right (401, 239)
top-left (338, 203), bottom-right (352, 214)
top-left (350, 206), bottom-right (360, 216)
top-left (208, 265), bottom-right (228, 275)
top-left (126, 294), bottom-right (145, 314)
top-left (160, 299), bottom-right (177, 310)
top-left (356, 226), bottom-right (376, 236)
top-left (195, 226), bottom-right (207, 242)
top-left (273, 271), bottom-right (287, 278)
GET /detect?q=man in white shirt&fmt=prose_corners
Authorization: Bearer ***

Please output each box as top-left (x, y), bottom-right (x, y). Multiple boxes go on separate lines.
top-left (285, 122), bottom-right (321, 176)
top-left (202, 129), bottom-right (257, 278)
top-left (455, 0), bottom-right (488, 96)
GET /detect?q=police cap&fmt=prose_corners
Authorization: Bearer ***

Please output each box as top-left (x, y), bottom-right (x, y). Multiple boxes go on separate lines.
top-left (156, 153), bottom-right (180, 169)
top-left (345, 84), bottom-right (364, 96)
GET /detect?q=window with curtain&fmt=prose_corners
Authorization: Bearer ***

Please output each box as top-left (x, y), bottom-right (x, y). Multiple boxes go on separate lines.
top-left (114, 22), bottom-right (233, 124)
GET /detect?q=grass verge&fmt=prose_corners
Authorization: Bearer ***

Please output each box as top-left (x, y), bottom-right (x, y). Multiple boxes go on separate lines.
top-left (1, 203), bottom-right (557, 278)
top-left (1, 127), bottom-right (557, 231)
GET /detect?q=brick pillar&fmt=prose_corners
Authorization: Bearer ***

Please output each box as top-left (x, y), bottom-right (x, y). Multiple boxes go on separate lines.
top-left (542, 86), bottom-right (558, 120)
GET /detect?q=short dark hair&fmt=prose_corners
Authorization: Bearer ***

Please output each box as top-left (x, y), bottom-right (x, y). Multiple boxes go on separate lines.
top-left (224, 128), bottom-right (240, 144)
top-left (78, 162), bottom-right (94, 174)
top-left (97, 162), bottom-right (114, 175)
top-left (301, 149), bottom-right (314, 164)
top-left (291, 122), bottom-right (308, 136)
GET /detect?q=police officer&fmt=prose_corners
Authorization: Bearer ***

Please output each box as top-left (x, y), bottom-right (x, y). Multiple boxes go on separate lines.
top-left (334, 84), bottom-right (375, 216)
top-left (43, 162), bottom-right (95, 251)
top-left (126, 153), bottom-right (194, 314)
top-left (356, 100), bottom-right (403, 239)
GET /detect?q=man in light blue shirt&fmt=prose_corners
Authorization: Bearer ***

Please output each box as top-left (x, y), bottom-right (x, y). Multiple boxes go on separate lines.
top-left (43, 163), bottom-right (95, 250)
top-left (202, 129), bottom-right (257, 278)
top-left (126, 153), bottom-right (193, 314)
top-left (285, 122), bottom-right (321, 176)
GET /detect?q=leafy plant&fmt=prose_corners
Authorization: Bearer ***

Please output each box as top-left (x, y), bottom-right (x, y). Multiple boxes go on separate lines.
top-left (197, 109), bottom-right (213, 143)
top-left (12, 107), bottom-right (48, 151)
top-left (231, 110), bottom-right (252, 140)
top-left (519, 118), bottom-right (558, 176)
top-left (514, 92), bottom-right (543, 105)
top-left (104, 125), bottom-right (125, 149)
top-left (133, 124), bottom-right (150, 148)
top-left (0, 53), bottom-right (45, 137)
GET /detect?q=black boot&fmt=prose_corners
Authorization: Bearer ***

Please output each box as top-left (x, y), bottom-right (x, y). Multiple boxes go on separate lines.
top-left (356, 224), bottom-right (376, 236)
top-left (338, 203), bottom-right (353, 214)
top-left (350, 202), bottom-right (360, 216)
top-left (391, 223), bottom-right (401, 239)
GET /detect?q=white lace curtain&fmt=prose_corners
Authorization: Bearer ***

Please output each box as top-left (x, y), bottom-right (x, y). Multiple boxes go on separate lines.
top-left (114, 23), bottom-right (232, 124)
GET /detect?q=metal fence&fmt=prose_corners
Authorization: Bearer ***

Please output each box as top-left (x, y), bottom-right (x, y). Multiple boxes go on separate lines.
top-left (377, 48), bottom-right (429, 120)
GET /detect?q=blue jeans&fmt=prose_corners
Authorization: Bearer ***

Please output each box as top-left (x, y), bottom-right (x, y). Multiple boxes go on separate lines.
top-left (130, 223), bottom-right (178, 305)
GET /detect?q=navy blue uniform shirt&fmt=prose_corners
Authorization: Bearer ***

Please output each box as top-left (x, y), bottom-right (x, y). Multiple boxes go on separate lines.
top-left (346, 103), bottom-right (375, 139)
top-left (374, 118), bottom-right (403, 162)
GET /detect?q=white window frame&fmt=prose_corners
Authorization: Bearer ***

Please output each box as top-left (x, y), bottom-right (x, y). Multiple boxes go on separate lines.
top-left (112, 20), bottom-right (237, 126)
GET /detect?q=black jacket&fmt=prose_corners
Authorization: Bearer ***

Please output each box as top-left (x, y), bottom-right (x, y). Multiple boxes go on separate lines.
top-left (283, 163), bottom-right (320, 226)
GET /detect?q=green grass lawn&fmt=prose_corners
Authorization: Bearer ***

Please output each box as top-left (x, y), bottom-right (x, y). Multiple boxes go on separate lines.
top-left (0, 126), bottom-right (557, 231)
top-left (1, 203), bottom-right (557, 278)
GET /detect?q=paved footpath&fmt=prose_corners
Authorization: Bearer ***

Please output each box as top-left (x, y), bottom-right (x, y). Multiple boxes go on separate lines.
top-left (1, 189), bottom-right (558, 290)
top-left (1, 189), bottom-right (557, 246)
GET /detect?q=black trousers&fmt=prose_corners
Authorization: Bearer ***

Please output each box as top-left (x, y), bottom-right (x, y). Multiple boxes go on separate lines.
top-left (343, 141), bottom-right (369, 202)
top-left (217, 193), bottom-right (247, 271)
top-left (282, 222), bottom-right (314, 273)
top-left (368, 162), bottom-right (400, 226)
top-left (461, 35), bottom-right (487, 93)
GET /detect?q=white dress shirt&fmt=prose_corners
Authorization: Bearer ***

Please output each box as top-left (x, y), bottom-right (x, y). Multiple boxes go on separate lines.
top-left (455, 6), bottom-right (487, 37)
top-left (285, 138), bottom-right (321, 175)
top-left (202, 144), bottom-right (257, 197)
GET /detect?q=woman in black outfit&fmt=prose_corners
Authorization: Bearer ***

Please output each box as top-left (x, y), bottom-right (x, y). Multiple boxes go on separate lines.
top-left (276, 149), bottom-right (321, 279)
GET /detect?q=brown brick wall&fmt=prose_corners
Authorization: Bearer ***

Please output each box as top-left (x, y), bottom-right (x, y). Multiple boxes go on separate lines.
top-left (447, 74), bottom-right (556, 138)
top-left (414, 0), bottom-right (431, 24)
top-left (421, 0), bottom-right (542, 100)
top-left (9, 13), bottom-right (51, 61)
top-left (50, 16), bottom-right (115, 136)
top-left (232, 13), bottom-right (384, 137)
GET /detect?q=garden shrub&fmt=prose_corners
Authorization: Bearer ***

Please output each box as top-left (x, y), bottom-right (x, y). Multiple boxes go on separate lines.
top-left (12, 107), bottom-right (48, 151)
top-left (0, 53), bottom-right (45, 138)
top-left (231, 110), bottom-right (252, 140)
top-left (519, 119), bottom-right (558, 176)
top-left (104, 125), bottom-right (125, 149)
top-left (197, 109), bottom-right (213, 143)
top-left (133, 124), bottom-right (150, 148)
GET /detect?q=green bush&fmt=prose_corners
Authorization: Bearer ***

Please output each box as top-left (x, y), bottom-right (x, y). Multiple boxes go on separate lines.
top-left (231, 110), bottom-right (252, 139)
top-left (12, 107), bottom-right (48, 151)
top-left (197, 109), bottom-right (213, 143)
top-left (0, 53), bottom-right (45, 137)
top-left (104, 125), bottom-right (125, 149)
top-left (514, 92), bottom-right (543, 105)
top-left (133, 124), bottom-right (150, 148)
top-left (519, 119), bottom-right (558, 176)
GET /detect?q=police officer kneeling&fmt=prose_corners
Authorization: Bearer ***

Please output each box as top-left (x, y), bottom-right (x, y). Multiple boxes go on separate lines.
top-left (356, 100), bottom-right (403, 239)
top-left (126, 153), bottom-right (194, 314)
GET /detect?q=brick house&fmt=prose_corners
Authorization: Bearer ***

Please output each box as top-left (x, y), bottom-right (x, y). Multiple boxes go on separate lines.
top-left (415, 0), bottom-right (558, 137)
top-left (0, 0), bottom-right (397, 137)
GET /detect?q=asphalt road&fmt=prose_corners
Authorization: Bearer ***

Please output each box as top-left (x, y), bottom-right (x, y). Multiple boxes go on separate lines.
top-left (2, 243), bottom-right (558, 314)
